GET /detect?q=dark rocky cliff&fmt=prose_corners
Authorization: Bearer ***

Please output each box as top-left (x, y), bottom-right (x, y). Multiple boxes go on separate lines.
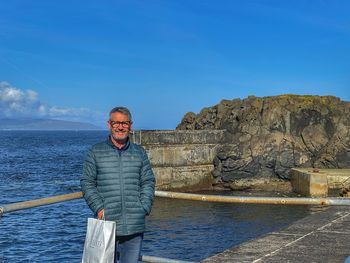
top-left (177, 95), bottom-right (350, 185)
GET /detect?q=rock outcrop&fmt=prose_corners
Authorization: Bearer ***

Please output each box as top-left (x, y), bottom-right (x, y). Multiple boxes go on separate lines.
top-left (177, 95), bottom-right (350, 184)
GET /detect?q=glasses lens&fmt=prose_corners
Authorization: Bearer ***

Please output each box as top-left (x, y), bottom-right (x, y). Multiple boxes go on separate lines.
top-left (110, 121), bottom-right (130, 128)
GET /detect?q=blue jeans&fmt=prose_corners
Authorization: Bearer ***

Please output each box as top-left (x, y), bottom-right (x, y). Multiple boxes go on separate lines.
top-left (115, 233), bottom-right (143, 263)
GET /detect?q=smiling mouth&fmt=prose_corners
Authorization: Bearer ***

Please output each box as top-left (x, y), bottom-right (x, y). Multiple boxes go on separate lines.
top-left (114, 129), bottom-right (128, 135)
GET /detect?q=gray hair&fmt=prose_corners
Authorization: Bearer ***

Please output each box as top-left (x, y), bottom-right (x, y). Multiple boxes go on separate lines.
top-left (109, 106), bottom-right (132, 121)
top-left (109, 107), bottom-right (132, 121)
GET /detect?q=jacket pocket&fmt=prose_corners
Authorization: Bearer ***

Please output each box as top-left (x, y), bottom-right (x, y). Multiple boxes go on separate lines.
top-left (137, 198), bottom-right (147, 215)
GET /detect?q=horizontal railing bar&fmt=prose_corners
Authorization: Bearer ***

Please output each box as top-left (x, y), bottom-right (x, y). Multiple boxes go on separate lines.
top-left (155, 191), bottom-right (350, 206)
top-left (140, 255), bottom-right (197, 263)
top-left (2, 190), bottom-right (350, 217)
top-left (0, 192), bottom-right (83, 216)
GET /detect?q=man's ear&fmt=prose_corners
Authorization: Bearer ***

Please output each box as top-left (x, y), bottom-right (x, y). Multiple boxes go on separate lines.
top-left (107, 120), bottom-right (111, 129)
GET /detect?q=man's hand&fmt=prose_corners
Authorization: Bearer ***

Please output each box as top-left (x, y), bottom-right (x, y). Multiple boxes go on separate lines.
top-left (98, 209), bottom-right (105, 219)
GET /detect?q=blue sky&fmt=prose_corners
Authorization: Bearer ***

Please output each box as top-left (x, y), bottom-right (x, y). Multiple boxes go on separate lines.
top-left (0, 0), bottom-right (349, 129)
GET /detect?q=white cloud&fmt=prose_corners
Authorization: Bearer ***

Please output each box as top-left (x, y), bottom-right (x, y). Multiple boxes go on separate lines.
top-left (26, 89), bottom-right (38, 102)
top-left (47, 106), bottom-right (91, 117)
top-left (0, 81), bottom-right (103, 125)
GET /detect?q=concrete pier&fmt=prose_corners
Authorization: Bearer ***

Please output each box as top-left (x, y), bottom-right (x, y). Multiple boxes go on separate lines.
top-left (202, 206), bottom-right (350, 263)
top-left (291, 168), bottom-right (350, 197)
top-left (130, 130), bottom-right (225, 191)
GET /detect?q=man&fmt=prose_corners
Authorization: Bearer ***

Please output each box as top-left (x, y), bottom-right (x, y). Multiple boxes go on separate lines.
top-left (81, 106), bottom-right (155, 263)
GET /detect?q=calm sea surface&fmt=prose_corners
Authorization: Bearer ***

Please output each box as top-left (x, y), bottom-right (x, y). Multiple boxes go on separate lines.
top-left (0, 131), bottom-right (314, 262)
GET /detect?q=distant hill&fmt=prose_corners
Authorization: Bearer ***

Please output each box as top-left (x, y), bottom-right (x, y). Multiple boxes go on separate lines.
top-left (0, 118), bottom-right (103, 130)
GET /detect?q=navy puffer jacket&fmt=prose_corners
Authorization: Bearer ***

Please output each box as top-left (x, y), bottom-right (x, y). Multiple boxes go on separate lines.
top-left (80, 138), bottom-right (155, 236)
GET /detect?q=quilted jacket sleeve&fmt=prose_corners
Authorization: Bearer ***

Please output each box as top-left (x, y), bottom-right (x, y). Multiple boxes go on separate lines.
top-left (139, 148), bottom-right (156, 215)
top-left (80, 148), bottom-right (104, 215)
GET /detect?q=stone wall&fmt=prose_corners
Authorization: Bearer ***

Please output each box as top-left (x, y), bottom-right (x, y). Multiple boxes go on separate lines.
top-left (130, 130), bottom-right (225, 191)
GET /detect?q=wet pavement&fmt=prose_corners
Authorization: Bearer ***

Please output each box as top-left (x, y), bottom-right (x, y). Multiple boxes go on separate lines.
top-left (202, 206), bottom-right (350, 263)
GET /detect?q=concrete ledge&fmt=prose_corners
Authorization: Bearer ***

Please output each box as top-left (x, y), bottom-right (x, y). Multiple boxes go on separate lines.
top-left (202, 206), bottom-right (350, 263)
top-left (291, 168), bottom-right (327, 197)
top-left (130, 130), bottom-right (225, 145)
top-left (128, 130), bottom-right (224, 190)
top-left (291, 168), bottom-right (350, 197)
top-left (153, 165), bottom-right (213, 191)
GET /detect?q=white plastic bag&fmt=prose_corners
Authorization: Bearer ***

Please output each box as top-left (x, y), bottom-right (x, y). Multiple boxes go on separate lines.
top-left (82, 218), bottom-right (116, 263)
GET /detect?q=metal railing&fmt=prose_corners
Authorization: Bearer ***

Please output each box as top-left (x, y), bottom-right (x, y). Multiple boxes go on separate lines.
top-left (2, 190), bottom-right (350, 216)
top-left (2, 190), bottom-right (350, 263)
top-left (0, 192), bottom-right (83, 215)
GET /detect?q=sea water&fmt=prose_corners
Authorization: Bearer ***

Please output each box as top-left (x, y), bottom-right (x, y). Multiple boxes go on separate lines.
top-left (0, 131), bottom-right (312, 262)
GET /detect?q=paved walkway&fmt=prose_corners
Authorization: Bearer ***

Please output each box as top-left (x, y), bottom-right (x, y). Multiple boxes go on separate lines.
top-left (202, 206), bottom-right (350, 263)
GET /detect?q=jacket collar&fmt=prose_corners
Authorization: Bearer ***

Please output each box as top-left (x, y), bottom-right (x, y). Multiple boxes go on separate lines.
top-left (107, 135), bottom-right (131, 151)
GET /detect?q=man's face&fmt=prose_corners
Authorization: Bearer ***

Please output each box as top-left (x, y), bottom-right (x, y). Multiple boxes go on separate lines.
top-left (108, 112), bottom-right (132, 142)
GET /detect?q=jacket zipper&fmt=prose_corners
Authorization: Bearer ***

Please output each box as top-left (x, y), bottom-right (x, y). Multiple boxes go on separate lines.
top-left (118, 152), bottom-right (127, 234)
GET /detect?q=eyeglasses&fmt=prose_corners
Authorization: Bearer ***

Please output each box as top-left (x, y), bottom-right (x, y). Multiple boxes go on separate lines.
top-left (109, 121), bottom-right (132, 128)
